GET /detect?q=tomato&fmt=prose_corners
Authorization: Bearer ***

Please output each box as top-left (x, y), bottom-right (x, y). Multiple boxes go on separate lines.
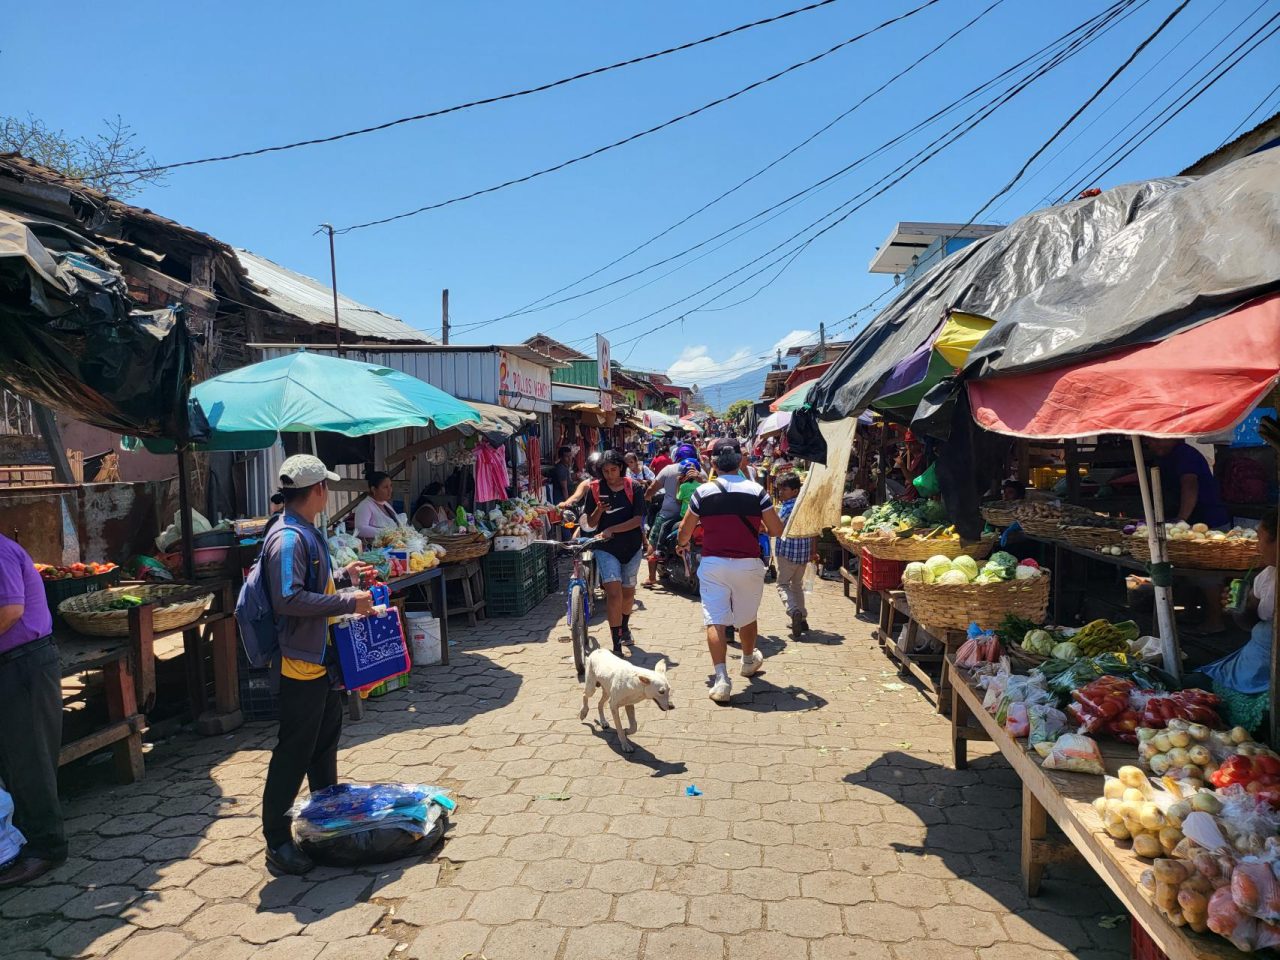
top-left (1256, 756), bottom-right (1280, 777)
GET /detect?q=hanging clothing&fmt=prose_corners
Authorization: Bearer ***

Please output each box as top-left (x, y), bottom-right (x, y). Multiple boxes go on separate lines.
top-left (475, 441), bottom-right (510, 503)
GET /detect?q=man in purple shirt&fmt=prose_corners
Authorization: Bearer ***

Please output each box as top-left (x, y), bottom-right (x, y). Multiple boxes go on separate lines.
top-left (0, 533), bottom-right (64, 887)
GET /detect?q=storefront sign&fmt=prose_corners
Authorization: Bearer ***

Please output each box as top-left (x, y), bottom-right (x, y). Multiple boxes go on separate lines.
top-left (498, 350), bottom-right (552, 412)
top-left (600, 392), bottom-right (613, 413)
top-left (596, 335), bottom-right (611, 392)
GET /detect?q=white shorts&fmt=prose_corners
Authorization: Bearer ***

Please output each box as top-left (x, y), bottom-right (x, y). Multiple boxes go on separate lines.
top-left (698, 556), bottom-right (766, 629)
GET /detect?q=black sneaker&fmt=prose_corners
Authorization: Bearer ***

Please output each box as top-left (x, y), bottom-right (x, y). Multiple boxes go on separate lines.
top-left (265, 840), bottom-right (314, 876)
top-left (800, 618), bottom-right (810, 633)
top-left (790, 611), bottom-right (805, 635)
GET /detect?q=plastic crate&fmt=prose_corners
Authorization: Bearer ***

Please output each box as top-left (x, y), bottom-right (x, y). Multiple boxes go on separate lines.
top-left (366, 673), bottom-right (410, 698)
top-left (860, 547), bottom-right (907, 591)
top-left (483, 545), bottom-right (544, 584)
top-left (487, 585), bottom-right (542, 618)
top-left (237, 645), bottom-right (279, 721)
top-left (1130, 918), bottom-right (1166, 960)
top-left (543, 545), bottom-right (560, 592)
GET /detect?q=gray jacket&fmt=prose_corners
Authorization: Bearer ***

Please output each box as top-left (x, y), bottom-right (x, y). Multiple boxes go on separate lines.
top-left (263, 511), bottom-right (356, 665)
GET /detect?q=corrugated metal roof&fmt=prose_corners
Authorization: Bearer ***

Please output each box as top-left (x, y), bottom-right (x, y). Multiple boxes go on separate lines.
top-left (235, 248), bottom-right (434, 343)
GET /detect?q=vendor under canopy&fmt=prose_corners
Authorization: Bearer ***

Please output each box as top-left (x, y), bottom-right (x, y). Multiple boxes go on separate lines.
top-left (1190, 510), bottom-right (1278, 698)
top-left (354, 471), bottom-right (403, 540)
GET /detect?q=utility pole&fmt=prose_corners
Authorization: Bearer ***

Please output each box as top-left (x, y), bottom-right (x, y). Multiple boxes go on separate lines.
top-left (319, 223), bottom-right (342, 354)
top-left (441, 288), bottom-right (450, 344)
top-left (819, 321), bottom-right (826, 351)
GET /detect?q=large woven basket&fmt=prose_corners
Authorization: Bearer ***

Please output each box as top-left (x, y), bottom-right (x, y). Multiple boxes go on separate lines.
top-left (981, 504), bottom-right (1017, 528)
top-left (1018, 517), bottom-right (1065, 539)
top-left (1057, 525), bottom-right (1125, 552)
top-left (859, 534), bottom-right (996, 563)
top-left (426, 532), bottom-right (491, 564)
top-left (903, 574), bottom-right (1051, 632)
top-left (1008, 642), bottom-right (1052, 673)
top-left (59, 584), bottom-right (213, 637)
top-left (834, 530), bottom-right (861, 554)
top-left (1130, 538), bottom-right (1259, 571)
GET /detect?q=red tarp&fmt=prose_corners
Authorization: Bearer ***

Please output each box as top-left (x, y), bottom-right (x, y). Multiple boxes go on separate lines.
top-left (968, 294), bottom-right (1280, 440)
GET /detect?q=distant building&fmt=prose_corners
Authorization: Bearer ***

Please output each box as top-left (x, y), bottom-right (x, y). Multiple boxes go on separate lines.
top-left (868, 221), bottom-right (1003, 288)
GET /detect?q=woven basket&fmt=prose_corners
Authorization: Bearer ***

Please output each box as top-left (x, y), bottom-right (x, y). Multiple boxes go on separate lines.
top-left (981, 504), bottom-right (1017, 528)
top-left (834, 530), bottom-right (861, 553)
top-left (1008, 642), bottom-right (1052, 673)
top-left (426, 532), bottom-right (491, 565)
top-left (1018, 517), bottom-right (1065, 539)
top-left (859, 534), bottom-right (996, 563)
top-left (1057, 525), bottom-right (1125, 552)
top-left (903, 574), bottom-right (1051, 632)
top-left (59, 584), bottom-right (213, 637)
top-left (1130, 538), bottom-right (1259, 571)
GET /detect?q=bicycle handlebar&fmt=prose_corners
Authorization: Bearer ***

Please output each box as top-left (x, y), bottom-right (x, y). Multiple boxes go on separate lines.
top-left (530, 537), bottom-right (608, 552)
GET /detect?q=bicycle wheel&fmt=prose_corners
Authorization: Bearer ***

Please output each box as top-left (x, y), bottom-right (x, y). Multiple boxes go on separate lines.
top-left (569, 583), bottom-right (588, 678)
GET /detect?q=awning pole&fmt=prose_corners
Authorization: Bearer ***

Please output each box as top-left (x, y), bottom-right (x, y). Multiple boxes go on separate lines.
top-left (177, 446), bottom-right (196, 581)
top-left (1131, 437), bottom-right (1179, 680)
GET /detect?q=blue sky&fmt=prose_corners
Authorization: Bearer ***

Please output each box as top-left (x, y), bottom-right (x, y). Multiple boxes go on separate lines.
top-left (5, 0), bottom-right (1276, 391)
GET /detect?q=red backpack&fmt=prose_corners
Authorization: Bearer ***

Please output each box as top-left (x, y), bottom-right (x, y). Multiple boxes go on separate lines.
top-left (590, 477), bottom-right (637, 508)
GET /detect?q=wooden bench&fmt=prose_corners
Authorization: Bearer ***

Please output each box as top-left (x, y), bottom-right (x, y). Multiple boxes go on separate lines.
top-left (57, 635), bottom-right (146, 784)
top-left (948, 659), bottom-right (1240, 959)
top-left (877, 592), bottom-right (963, 715)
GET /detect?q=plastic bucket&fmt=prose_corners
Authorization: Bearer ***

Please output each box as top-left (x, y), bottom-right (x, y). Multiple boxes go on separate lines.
top-left (406, 612), bottom-right (441, 665)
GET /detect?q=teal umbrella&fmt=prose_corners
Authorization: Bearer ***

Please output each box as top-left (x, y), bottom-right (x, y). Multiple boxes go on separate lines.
top-left (131, 351), bottom-right (482, 452)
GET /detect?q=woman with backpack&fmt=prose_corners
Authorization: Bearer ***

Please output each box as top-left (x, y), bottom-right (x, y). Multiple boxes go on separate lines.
top-left (587, 449), bottom-right (646, 654)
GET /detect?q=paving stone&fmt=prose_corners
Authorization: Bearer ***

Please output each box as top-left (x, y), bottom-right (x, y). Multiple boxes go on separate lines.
top-left (105, 931), bottom-right (190, 960)
top-left (404, 919), bottom-right (488, 959)
top-left (179, 936), bottom-right (257, 960)
top-left (503, 832), bottom-right (570, 860)
top-left (922, 904), bottom-right (1007, 947)
top-left (767, 897), bottom-right (844, 938)
top-left (643, 925), bottom-right (724, 960)
top-left (315, 934), bottom-right (398, 960)
top-left (482, 919), bottom-right (566, 959)
top-left (810, 936), bottom-right (896, 960)
top-left (451, 857), bottom-right (525, 891)
top-left (465, 885), bottom-right (542, 924)
top-left (123, 889), bottom-right (203, 929)
top-left (801, 871), bottom-right (877, 906)
top-left (58, 885), bottom-right (140, 921)
top-left (0, 883), bottom-right (83, 918)
top-left (179, 864), bottom-right (260, 902)
top-left (689, 893), bottom-right (762, 934)
top-left (536, 888), bottom-right (612, 927)
top-left (304, 902), bottom-right (386, 941)
top-left (615, 889), bottom-right (687, 928)
top-left (872, 873), bottom-right (949, 910)
top-left (395, 887), bottom-right (473, 926)
top-left (844, 901), bottom-right (927, 942)
top-left (519, 856), bottom-right (591, 891)
top-left (730, 866), bottom-right (802, 901)
top-left (729, 931), bottom-right (816, 960)
top-left (563, 922), bottom-right (642, 960)
top-left (566, 833), bottom-right (631, 863)
top-left (589, 859), bottom-right (658, 894)
top-left (297, 875), bottom-right (374, 911)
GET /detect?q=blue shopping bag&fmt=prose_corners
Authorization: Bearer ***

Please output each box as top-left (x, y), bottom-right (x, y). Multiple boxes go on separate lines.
top-left (331, 585), bottom-right (409, 691)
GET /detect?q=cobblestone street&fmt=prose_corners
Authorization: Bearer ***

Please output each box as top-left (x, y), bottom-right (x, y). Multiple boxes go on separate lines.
top-left (2, 574), bottom-right (1131, 959)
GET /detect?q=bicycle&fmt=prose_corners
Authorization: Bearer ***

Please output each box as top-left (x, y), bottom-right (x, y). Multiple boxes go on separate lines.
top-left (536, 511), bottom-right (607, 678)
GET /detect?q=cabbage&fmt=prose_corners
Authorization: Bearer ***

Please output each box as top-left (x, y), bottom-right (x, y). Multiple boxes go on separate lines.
top-left (1023, 629), bottom-right (1054, 654)
top-left (951, 555), bottom-right (979, 582)
top-left (924, 555), bottom-right (954, 579)
top-left (1014, 564), bottom-right (1042, 580)
top-left (902, 562), bottom-right (927, 584)
top-left (1051, 641), bottom-right (1080, 661)
top-left (840, 515), bottom-right (853, 525)
top-left (936, 570), bottom-right (970, 586)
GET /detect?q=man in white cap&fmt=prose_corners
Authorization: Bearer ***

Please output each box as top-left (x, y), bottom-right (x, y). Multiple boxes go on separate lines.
top-left (261, 454), bottom-right (374, 875)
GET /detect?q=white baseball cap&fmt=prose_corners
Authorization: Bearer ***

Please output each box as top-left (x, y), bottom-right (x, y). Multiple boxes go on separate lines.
top-left (279, 454), bottom-right (340, 488)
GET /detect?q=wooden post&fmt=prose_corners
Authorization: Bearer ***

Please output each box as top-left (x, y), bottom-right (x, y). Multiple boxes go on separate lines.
top-left (1131, 437), bottom-right (1179, 676)
top-left (176, 448), bottom-right (197, 581)
top-left (128, 603), bottom-right (156, 713)
top-left (1021, 782), bottom-right (1048, 896)
top-left (442, 289), bottom-right (450, 344)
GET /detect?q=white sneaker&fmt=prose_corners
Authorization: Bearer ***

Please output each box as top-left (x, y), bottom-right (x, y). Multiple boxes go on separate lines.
top-left (740, 650), bottom-right (764, 678)
top-left (708, 675), bottom-right (732, 702)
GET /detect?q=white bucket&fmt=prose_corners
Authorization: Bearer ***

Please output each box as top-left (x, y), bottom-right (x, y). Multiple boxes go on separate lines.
top-left (406, 612), bottom-right (441, 666)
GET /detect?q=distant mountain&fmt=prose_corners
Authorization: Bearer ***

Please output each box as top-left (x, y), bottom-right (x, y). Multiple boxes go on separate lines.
top-left (695, 362), bottom-right (777, 413)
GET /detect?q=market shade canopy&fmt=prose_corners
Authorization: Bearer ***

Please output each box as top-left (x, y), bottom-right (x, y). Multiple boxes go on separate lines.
top-left (770, 380), bottom-right (813, 413)
top-left (678, 419), bottom-right (702, 434)
top-left (133, 351), bottom-right (481, 452)
top-left (969, 293), bottom-right (1280, 440)
top-left (755, 410), bottom-right (791, 438)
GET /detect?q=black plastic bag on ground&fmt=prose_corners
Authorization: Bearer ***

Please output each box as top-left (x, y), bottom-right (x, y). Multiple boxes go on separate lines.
top-left (299, 814), bottom-right (447, 867)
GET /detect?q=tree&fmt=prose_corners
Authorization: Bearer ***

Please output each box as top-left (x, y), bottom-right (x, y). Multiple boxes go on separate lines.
top-left (724, 399), bottom-right (753, 421)
top-left (0, 114), bottom-right (166, 198)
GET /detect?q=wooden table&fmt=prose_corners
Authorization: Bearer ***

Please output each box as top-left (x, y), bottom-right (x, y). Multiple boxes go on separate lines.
top-left (386, 567), bottom-right (449, 666)
top-left (876, 590), bottom-right (962, 715)
top-left (948, 659), bottom-right (1241, 959)
top-left (57, 634), bottom-right (147, 784)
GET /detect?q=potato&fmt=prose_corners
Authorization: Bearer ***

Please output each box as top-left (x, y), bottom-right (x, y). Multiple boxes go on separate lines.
top-left (1148, 754), bottom-right (1172, 775)
top-left (1156, 880), bottom-right (1180, 912)
top-left (1141, 868), bottom-right (1156, 891)
top-left (1187, 745), bottom-right (1211, 767)
top-left (1104, 778), bottom-right (1126, 800)
top-left (1186, 723), bottom-right (1210, 741)
top-left (1231, 726), bottom-right (1251, 744)
top-left (1118, 765), bottom-right (1148, 788)
top-left (1160, 827), bottom-right (1184, 855)
top-left (1166, 800), bottom-right (1192, 827)
top-left (1092, 797), bottom-right (1108, 816)
top-left (1190, 792), bottom-right (1222, 815)
top-left (1105, 820), bottom-right (1132, 840)
top-left (1153, 859), bottom-right (1190, 884)
top-left (1133, 833), bottom-right (1163, 858)
top-left (1152, 733), bottom-right (1173, 753)
top-left (1122, 787), bottom-right (1147, 804)
top-left (1139, 804), bottom-right (1166, 831)
top-left (1138, 742), bottom-right (1159, 762)
top-left (1178, 888), bottom-right (1208, 915)
top-left (1167, 748), bottom-right (1190, 767)
top-left (1119, 800), bottom-right (1143, 822)
top-left (1168, 730), bottom-right (1192, 749)
top-left (1187, 915), bottom-right (1209, 934)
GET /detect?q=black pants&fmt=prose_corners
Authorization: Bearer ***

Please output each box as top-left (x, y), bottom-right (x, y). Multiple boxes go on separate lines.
top-left (0, 638), bottom-right (66, 861)
top-left (261, 674), bottom-right (343, 848)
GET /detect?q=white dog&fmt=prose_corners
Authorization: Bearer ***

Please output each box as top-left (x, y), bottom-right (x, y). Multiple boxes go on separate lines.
top-left (579, 649), bottom-right (673, 753)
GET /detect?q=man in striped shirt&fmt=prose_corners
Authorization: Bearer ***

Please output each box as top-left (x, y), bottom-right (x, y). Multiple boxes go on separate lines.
top-left (676, 439), bottom-right (783, 703)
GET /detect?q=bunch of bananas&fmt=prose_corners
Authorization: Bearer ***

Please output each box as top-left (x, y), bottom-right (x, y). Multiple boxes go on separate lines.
top-left (1073, 618), bottom-right (1139, 656)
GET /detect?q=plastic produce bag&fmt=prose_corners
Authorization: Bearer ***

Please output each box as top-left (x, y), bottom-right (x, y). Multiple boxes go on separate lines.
top-left (1038, 653), bottom-right (1173, 701)
top-left (1068, 676), bottom-right (1142, 741)
top-left (1028, 704), bottom-right (1068, 746)
top-left (290, 783), bottom-right (454, 866)
top-left (1040, 733), bottom-right (1106, 775)
top-left (0, 788), bottom-right (25, 869)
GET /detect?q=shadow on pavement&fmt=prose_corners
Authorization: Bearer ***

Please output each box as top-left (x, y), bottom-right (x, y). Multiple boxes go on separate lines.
top-left (844, 750), bottom-right (1130, 956)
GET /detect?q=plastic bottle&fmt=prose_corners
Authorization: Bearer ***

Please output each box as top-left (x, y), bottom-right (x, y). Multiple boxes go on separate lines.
top-left (455, 505), bottom-right (467, 531)
top-left (803, 564), bottom-right (816, 594)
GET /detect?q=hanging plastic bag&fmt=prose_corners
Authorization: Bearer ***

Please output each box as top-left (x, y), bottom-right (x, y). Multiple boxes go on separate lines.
top-left (0, 787), bottom-right (25, 869)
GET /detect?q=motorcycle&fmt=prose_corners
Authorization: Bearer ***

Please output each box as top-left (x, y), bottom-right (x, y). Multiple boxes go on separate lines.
top-left (655, 522), bottom-right (701, 595)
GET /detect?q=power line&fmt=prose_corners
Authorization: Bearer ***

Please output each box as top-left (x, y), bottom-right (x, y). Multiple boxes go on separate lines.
top-left (474, 0), bottom-right (1008, 329)
top-left (333, 0), bottom-right (949, 232)
top-left (1216, 76), bottom-right (1280, 145)
top-left (1034, 0), bottom-right (1267, 206)
top-left (1053, 10), bottom-right (1280, 200)
top-left (958, 0), bottom-right (1193, 230)
top-left (565, 0), bottom-right (1140, 352)
top-left (99, 0), bottom-right (849, 178)
top-left (459, 0), bottom-right (1132, 338)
